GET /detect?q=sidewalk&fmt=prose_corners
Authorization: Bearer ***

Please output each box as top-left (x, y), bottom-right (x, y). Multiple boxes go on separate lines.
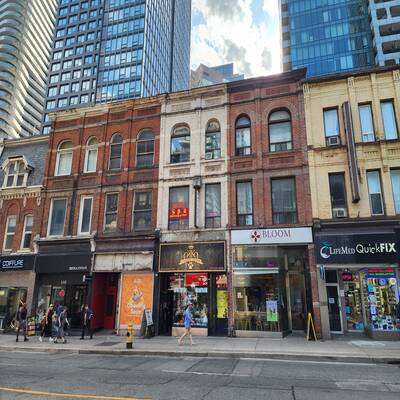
top-left (1, 332), bottom-right (400, 364)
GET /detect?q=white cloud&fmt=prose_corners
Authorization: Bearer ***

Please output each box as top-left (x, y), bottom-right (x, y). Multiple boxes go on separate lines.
top-left (263, 0), bottom-right (279, 17)
top-left (191, 0), bottom-right (281, 78)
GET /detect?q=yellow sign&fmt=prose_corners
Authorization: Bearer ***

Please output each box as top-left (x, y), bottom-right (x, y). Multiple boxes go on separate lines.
top-left (179, 245), bottom-right (204, 270)
top-left (217, 289), bottom-right (228, 318)
top-left (306, 312), bottom-right (317, 341)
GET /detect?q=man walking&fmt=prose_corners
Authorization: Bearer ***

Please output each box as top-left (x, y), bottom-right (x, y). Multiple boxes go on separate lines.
top-left (55, 306), bottom-right (69, 344)
top-left (80, 304), bottom-right (94, 340)
top-left (15, 301), bottom-right (28, 342)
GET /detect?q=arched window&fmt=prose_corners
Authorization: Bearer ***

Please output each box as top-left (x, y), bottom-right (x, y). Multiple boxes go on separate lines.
top-left (269, 110), bottom-right (292, 152)
top-left (55, 141), bottom-right (73, 176)
top-left (136, 130), bottom-right (154, 167)
top-left (84, 137), bottom-right (98, 173)
top-left (170, 125), bottom-right (190, 164)
top-left (205, 120), bottom-right (221, 159)
top-left (109, 134), bottom-right (122, 170)
top-left (235, 115), bottom-right (251, 156)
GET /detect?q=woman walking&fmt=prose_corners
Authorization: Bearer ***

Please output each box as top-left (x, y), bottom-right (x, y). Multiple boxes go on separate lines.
top-left (178, 303), bottom-right (195, 346)
top-left (39, 304), bottom-right (54, 342)
top-left (55, 306), bottom-right (69, 344)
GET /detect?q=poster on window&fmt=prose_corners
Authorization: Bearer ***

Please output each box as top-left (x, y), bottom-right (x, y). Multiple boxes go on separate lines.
top-left (266, 300), bottom-right (278, 322)
top-left (169, 204), bottom-right (189, 219)
top-left (120, 273), bottom-right (154, 329)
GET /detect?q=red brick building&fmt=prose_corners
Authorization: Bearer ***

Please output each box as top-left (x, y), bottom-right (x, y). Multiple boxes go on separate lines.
top-left (35, 98), bottom-right (161, 331)
top-left (0, 136), bottom-right (48, 329)
top-left (226, 70), bottom-right (321, 337)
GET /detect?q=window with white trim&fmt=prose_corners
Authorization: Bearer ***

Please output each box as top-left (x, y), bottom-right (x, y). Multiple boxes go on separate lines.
top-left (21, 215), bottom-right (33, 249)
top-left (48, 199), bottom-right (67, 236)
top-left (3, 159), bottom-right (27, 188)
top-left (55, 141), bottom-right (73, 176)
top-left (78, 196), bottom-right (93, 235)
top-left (84, 137), bottom-right (98, 173)
top-left (3, 215), bottom-right (16, 250)
top-left (367, 171), bottom-right (384, 215)
top-left (133, 191), bottom-right (152, 230)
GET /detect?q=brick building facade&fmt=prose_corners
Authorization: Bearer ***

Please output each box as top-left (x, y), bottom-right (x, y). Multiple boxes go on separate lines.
top-left (0, 136), bottom-right (48, 330)
top-left (226, 70), bottom-right (321, 337)
top-left (35, 98), bottom-right (161, 331)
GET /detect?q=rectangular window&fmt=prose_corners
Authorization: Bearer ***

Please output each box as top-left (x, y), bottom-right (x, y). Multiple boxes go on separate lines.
top-left (70, 96), bottom-right (78, 105)
top-left (48, 199), bottom-right (67, 236)
top-left (133, 191), bottom-right (152, 230)
top-left (358, 104), bottom-right (375, 142)
top-left (49, 75), bottom-right (59, 84)
top-left (271, 178), bottom-right (297, 224)
top-left (61, 72), bottom-right (71, 81)
top-left (72, 70), bottom-right (81, 79)
top-left (329, 173), bottom-right (348, 218)
top-left (323, 108), bottom-right (340, 145)
top-left (63, 60), bottom-right (72, 69)
top-left (205, 183), bottom-right (221, 228)
top-left (367, 171), bottom-right (384, 215)
top-left (48, 87), bottom-right (57, 97)
top-left (21, 215), bottom-right (33, 249)
top-left (236, 181), bottom-right (253, 226)
top-left (390, 169), bottom-right (400, 214)
top-left (81, 80), bottom-right (90, 91)
top-left (380, 100), bottom-right (398, 140)
top-left (59, 84), bottom-right (69, 95)
top-left (78, 196), bottom-right (93, 235)
top-left (169, 187), bottom-right (189, 230)
top-left (3, 216), bottom-right (16, 250)
top-left (104, 193), bottom-right (118, 232)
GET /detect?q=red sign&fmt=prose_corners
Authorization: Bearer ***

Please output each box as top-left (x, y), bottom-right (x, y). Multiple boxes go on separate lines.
top-left (216, 274), bottom-right (227, 288)
top-left (185, 273), bottom-right (208, 287)
top-left (169, 207), bottom-right (189, 219)
top-left (341, 272), bottom-right (353, 281)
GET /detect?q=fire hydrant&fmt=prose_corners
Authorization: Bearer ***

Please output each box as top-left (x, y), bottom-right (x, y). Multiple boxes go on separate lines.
top-left (126, 322), bottom-right (133, 349)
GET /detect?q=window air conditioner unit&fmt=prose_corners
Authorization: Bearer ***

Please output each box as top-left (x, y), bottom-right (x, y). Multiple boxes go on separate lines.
top-left (205, 152), bottom-right (213, 160)
top-left (327, 136), bottom-right (340, 146)
top-left (332, 208), bottom-right (347, 218)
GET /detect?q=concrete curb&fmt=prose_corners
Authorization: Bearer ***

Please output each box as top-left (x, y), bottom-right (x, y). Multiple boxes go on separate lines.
top-left (1, 345), bottom-right (399, 364)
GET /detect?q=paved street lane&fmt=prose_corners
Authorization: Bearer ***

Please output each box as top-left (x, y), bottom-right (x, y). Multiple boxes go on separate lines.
top-left (0, 350), bottom-right (399, 400)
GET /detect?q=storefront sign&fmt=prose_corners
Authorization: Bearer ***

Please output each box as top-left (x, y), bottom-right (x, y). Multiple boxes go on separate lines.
top-left (0, 255), bottom-right (35, 271)
top-left (367, 269), bottom-right (396, 278)
top-left (120, 273), bottom-right (154, 329)
top-left (36, 254), bottom-right (91, 274)
top-left (169, 207), bottom-right (189, 219)
top-left (185, 273), bottom-right (208, 287)
top-left (159, 242), bottom-right (226, 272)
top-left (231, 228), bottom-right (313, 245)
top-left (315, 234), bottom-right (398, 264)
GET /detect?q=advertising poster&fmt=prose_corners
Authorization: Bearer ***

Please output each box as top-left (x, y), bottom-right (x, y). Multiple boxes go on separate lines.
top-left (266, 300), bottom-right (278, 322)
top-left (217, 290), bottom-right (228, 318)
top-left (120, 273), bottom-right (154, 329)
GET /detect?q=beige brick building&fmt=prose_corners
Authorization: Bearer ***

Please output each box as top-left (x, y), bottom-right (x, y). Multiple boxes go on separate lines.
top-left (304, 67), bottom-right (400, 340)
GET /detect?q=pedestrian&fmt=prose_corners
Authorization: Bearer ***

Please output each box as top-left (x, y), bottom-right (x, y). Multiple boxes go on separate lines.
top-left (39, 304), bottom-right (54, 342)
top-left (55, 306), bottom-right (69, 344)
top-left (15, 300), bottom-right (28, 342)
top-left (56, 302), bottom-right (64, 317)
top-left (178, 303), bottom-right (195, 346)
top-left (80, 304), bottom-right (94, 340)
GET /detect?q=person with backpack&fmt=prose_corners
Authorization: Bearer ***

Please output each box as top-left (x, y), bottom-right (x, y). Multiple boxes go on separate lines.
top-left (80, 304), bottom-right (94, 340)
top-left (39, 304), bottom-right (54, 342)
top-left (15, 300), bottom-right (28, 342)
top-left (54, 306), bottom-right (69, 344)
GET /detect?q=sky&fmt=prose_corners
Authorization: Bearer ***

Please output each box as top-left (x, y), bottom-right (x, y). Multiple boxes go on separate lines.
top-left (190, 0), bottom-right (281, 79)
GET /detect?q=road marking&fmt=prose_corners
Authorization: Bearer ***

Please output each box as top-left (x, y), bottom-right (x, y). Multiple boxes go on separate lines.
top-left (0, 387), bottom-right (151, 400)
top-left (162, 369), bottom-right (249, 377)
top-left (238, 357), bottom-right (380, 367)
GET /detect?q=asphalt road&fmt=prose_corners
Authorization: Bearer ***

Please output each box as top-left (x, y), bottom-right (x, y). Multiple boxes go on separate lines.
top-left (0, 350), bottom-right (399, 400)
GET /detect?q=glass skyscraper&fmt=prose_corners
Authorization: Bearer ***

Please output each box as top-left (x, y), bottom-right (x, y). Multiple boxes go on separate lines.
top-left (280, 0), bottom-right (375, 77)
top-left (43, 0), bottom-right (191, 134)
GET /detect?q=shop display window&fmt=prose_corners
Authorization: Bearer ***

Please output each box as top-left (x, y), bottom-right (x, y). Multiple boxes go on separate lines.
top-left (364, 270), bottom-right (399, 331)
top-left (234, 273), bottom-right (283, 332)
top-left (0, 287), bottom-right (27, 329)
top-left (342, 272), bottom-right (364, 331)
top-left (169, 273), bottom-right (208, 328)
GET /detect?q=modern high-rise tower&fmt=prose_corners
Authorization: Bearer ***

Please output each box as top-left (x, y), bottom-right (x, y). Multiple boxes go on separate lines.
top-left (280, 0), bottom-right (375, 77)
top-left (43, 0), bottom-right (192, 134)
top-left (0, 0), bottom-right (58, 138)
